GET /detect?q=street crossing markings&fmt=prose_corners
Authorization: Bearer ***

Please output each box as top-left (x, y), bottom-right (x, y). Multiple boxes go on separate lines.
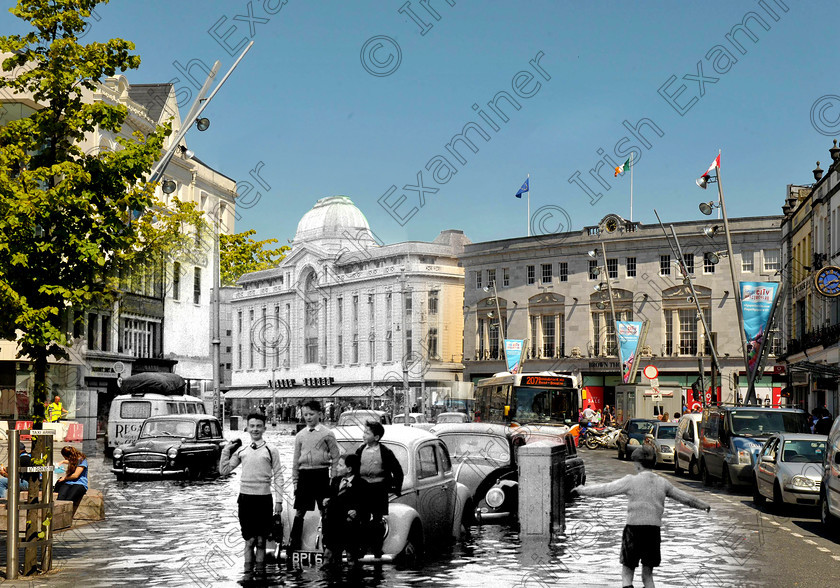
top-left (803, 539), bottom-right (818, 545)
top-left (817, 547), bottom-right (831, 552)
top-left (779, 527), bottom-right (790, 531)
top-left (790, 532), bottom-right (803, 537)
top-left (832, 555), bottom-right (840, 562)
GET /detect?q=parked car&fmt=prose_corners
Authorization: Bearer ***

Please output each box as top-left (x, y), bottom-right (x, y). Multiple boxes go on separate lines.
top-left (336, 409), bottom-right (393, 427)
top-left (674, 413), bottom-right (703, 478)
top-left (616, 419), bottom-right (656, 460)
top-left (646, 422), bottom-right (678, 467)
top-left (280, 425), bottom-right (471, 567)
top-left (394, 413), bottom-right (434, 431)
top-left (699, 406), bottom-right (809, 488)
top-left (820, 416), bottom-right (840, 531)
top-left (435, 412), bottom-right (470, 424)
top-left (431, 424), bottom-right (585, 524)
top-left (753, 433), bottom-right (826, 507)
top-left (112, 414), bottom-right (224, 480)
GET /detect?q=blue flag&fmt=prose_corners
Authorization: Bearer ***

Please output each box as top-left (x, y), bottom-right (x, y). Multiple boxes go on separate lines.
top-left (515, 178), bottom-right (529, 198)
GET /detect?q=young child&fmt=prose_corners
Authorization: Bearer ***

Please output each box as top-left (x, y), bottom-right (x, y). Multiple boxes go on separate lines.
top-left (321, 453), bottom-right (370, 568)
top-left (354, 420), bottom-right (403, 558)
top-left (573, 445), bottom-right (711, 588)
top-left (289, 400), bottom-right (339, 551)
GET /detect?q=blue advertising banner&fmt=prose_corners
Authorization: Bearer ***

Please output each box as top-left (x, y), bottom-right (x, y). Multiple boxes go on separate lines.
top-left (617, 321), bottom-right (643, 383)
top-left (504, 339), bottom-right (524, 374)
top-left (740, 282), bottom-right (779, 378)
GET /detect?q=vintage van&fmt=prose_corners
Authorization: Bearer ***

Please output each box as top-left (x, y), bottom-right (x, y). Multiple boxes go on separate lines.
top-left (104, 373), bottom-right (207, 455)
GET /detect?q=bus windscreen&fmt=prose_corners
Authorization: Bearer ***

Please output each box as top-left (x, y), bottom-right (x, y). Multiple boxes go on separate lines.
top-left (512, 386), bottom-right (576, 424)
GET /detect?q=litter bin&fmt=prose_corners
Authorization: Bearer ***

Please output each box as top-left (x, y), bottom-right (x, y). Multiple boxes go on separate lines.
top-left (229, 416), bottom-right (242, 431)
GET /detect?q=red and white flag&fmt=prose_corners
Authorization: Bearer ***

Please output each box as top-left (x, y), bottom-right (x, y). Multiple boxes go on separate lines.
top-left (702, 154), bottom-right (720, 177)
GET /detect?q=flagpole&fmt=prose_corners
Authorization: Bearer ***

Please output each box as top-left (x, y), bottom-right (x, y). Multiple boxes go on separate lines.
top-left (527, 173), bottom-right (531, 237)
top-left (629, 152), bottom-right (634, 222)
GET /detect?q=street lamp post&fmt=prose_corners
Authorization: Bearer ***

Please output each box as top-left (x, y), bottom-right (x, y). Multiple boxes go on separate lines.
top-left (271, 367), bottom-right (276, 427)
top-left (698, 158), bottom-right (752, 404)
top-left (483, 282), bottom-right (504, 361)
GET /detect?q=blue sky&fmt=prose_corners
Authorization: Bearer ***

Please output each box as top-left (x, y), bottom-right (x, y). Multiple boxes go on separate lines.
top-left (2, 1), bottom-right (836, 246)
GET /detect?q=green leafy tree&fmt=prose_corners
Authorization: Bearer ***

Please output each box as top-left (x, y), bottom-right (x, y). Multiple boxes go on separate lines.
top-left (0, 0), bottom-right (196, 423)
top-left (220, 229), bottom-right (290, 286)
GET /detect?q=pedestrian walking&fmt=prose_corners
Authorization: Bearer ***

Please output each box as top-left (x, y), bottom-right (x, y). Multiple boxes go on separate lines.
top-left (219, 412), bottom-right (284, 579)
top-left (603, 405), bottom-right (613, 427)
top-left (289, 400), bottom-right (340, 552)
top-left (355, 420), bottom-right (403, 558)
top-left (573, 445), bottom-right (711, 588)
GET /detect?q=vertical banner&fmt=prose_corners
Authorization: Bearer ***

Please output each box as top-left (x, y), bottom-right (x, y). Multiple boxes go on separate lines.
top-left (617, 321), bottom-right (644, 383)
top-left (740, 282), bottom-right (779, 380)
top-left (504, 339), bottom-right (524, 374)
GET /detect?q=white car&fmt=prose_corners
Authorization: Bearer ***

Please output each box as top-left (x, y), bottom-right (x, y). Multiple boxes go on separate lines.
top-left (394, 412), bottom-right (434, 431)
top-left (754, 433), bottom-right (827, 507)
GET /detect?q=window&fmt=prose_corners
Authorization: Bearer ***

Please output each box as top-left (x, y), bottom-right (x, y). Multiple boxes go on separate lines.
top-left (527, 265), bottom-right (535, 285)
top-left (337, 297), bottom-right (343, 324)
top-left (352, 295), bottom-right (359, 324)
top-left (488, 268), bottom-right (496, 286)
top-left (405, 329), bottom-right (412, 356)
top-left (417, 445), bottom-right (439, 479)
top-left (120, 401), bottom-right (151, 419)
top-left (607, 258), bottom-right (618, 279)
top-left (369, 333), bottom-right (375, 363)
top-left (742, 251), bottom-right (754, 272)
top-left (193, 267), bottom-right (201, 304)
top-left (476, 271), bottom-right (482, 289)
top-left (660, 255), bottom-right (671, 276)
top-left (337, 334), bottom-right (344, 364)
top-left (664, 311), bottom-right (673, 356)
top-left (559, 262), bottom-right (568, 282)
top-left (589, 260), bottom-right (599, 280)
top-left (352, 334), bottom-right (359, 364)
top-left (541, 263), bottom-right (552, 284)
top-left (120, 317), bottom-right (161, 358)
top-left (542, 315), bottom-right (555, 358)
top-left (87, 313), bottom-right (99, 350)
top-left (386, 330), bottom-right (392, 361)
top-left (428, 290), bottom-right (439, 315)
top-left (261, 307), bottom-right (267, 368)
top-left (626, 257), bottom-right (636, 278)
top-left (274, 306), bottom-right (280, 367)
top-left (503, 267), bottom-right (510, 287)
top-left (679, 309), bottom-right (698, 355)
top-left (385, 293), bottom-right (392, 324)
top-left (248, 309), bottom-right (254, 368)
top-left (703, 252), bottom-right (716, 274)
top-left (101, 315), bottom-right (110, 351)
top-left (428, 327), bottom-right (439, 359)
top-left (683, 253), bottom-right (694, 275)
top-left (173, 262), bottom-right (181, 301)
top-left (305, 302), bottom-right (319, 363)
top-left (763, 249), bottom-right (780, 272)
top-left (529, 316), bottom-right (538, 358)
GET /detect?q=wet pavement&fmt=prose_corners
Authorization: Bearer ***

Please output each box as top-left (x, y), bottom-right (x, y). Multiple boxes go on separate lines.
top-left (15, 430), bottom-right (784, 587)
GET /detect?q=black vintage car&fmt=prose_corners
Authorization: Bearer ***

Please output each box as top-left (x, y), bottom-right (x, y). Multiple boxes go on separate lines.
top-left (431, 423), bottom-right (585, 523)
top-left (112, 414), bottom-right (225, 480)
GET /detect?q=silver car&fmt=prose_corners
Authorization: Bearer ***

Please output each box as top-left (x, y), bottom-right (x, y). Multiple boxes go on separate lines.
top-left (753, 433), bottom-right (827, 507)
top-left (645, 422), bottom-right (678, 467)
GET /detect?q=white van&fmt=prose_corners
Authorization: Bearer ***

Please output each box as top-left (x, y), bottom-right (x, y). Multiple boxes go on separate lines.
top-left (105, 393), bottom-right (207, 455)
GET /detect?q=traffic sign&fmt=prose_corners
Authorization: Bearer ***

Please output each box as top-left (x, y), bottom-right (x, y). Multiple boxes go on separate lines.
top-left (643, 365), bottom-right (658, 380)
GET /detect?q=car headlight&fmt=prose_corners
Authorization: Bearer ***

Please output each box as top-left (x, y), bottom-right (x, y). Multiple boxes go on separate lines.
top-left (113, 448), bottom-right (123, 459)
top-left (628, 438), bottom-right (640, 446)
top-left (167, 447), bottom-right (178, 459)
top-left (791, 476), bottom-right (816, 488)
top-left (660, 445), bottom-right (672, 453)
top-left (382, 517), bottom-right (390, 539)
top-left (737, 450), bottom-right (753, 464)
top-left (485, 487), bottom-right (506, 508)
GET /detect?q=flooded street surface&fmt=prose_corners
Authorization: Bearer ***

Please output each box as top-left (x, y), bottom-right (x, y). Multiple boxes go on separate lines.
top-left (38, 430), bottom-right (767, 587)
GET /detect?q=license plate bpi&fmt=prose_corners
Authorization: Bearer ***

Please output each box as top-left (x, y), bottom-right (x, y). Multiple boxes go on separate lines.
top-left (291, 551), bottom-right (324, 567)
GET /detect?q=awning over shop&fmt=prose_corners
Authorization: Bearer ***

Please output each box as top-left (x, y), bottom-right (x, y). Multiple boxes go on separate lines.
top-left (224, 388), bottom-right (260, 399)
top-left (279, 386), bottom-right (340, 399)
top-left (333, 385), bottom-right (390, 398)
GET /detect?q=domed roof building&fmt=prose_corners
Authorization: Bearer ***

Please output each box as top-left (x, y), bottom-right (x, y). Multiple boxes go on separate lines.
top-left (229, 197), bottom-right (472, 416)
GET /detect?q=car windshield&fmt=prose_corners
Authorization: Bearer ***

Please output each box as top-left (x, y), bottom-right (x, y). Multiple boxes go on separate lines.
top-left (336, 440), bottom-right (409, 471)
top-left (438, 434), bottom-right (510, 463)
top-left (628, 421), bottom-right (654, 435)
top-left (140, 420), bottom-right (195, 439)
top-left (729, 411), bottom-right (809, 437)
top-left (781, 440), bottom-right (826, 463)
top-left (437, 414), bottom-right (466, 423)
top-left (394, 416), bottom-right (415, 424)
top-left (656, 425), bottom-right (677, 439)
top-left (338, 411), bottom-right (382, 427)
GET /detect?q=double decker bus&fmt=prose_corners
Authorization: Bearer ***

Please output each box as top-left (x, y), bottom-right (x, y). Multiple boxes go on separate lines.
top-left (474, 371), bottom-right (580, 431)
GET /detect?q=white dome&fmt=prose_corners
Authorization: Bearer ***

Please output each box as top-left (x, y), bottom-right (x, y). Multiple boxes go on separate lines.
top-left (294, 196), bottom-right (374, 245)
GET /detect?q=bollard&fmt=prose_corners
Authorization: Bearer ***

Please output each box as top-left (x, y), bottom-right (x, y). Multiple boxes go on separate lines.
top-left (517, 439), bottom-right (566, 538)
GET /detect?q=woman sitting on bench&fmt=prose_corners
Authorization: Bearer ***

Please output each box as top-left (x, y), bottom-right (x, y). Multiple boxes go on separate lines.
top-left (54, 446), bottom-right (88, 514)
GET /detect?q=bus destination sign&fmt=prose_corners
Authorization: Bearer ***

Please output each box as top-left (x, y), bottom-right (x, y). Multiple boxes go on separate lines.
top-left (522, 376), bottom-right (571, 387)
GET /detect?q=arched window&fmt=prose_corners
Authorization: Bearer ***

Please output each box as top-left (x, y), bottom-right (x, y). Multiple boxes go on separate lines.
top-left (662, 285), bottom-right (711, 357)
top-left (303, 271), bottom-right (319, 363)
top-left (476, 297), bottom-right (507, 360)
top-left (589, 288), bottom-right (633, 356)
top-left (528, 292), bottom-right (565, 359)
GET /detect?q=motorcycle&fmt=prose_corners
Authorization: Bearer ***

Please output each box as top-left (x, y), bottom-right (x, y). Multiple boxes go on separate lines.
top-left (581, 425), bottom-right (619, 449)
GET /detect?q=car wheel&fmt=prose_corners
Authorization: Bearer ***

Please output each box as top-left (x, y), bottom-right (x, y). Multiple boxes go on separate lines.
top-left (701, 461), bottom-right (712, 487)
top-left (689, 459), bottom-right (699, 479)
top-left (396, 523), bottom-right (423, 569)
top-left (821, 490), bottom-right (839, 534)
top-left (722, 465), bottom-right (733, 492)
top-left (674, 458), bottom-right (683, 476)
top-left (617, 445), bottom-right (625, 460)
top-left (585, 436), bottom-right (599, 450)
top-left (460, 499), bottom-right (475, 537)
top-left (752, 477), bottom-right (765, 506)
top-left (772, 481), bottom-right (784, 510)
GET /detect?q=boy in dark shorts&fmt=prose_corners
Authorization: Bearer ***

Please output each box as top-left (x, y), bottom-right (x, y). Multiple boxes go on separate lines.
top-left (219, 413), bottom-right (284, 578)
top-left (289, 400), bottom-right (340, 552)
top-left (573, 445), bottom-right (710, 588)
top-left (321, 453), bottom-right (370, 568)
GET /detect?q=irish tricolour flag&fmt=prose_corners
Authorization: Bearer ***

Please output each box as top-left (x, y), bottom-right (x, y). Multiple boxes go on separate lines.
top-left (614, 157), bottom-right (630, 177)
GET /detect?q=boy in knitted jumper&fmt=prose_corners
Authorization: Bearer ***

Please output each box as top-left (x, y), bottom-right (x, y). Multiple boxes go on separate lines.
top-left (573, 445), bottom-right (711, 588)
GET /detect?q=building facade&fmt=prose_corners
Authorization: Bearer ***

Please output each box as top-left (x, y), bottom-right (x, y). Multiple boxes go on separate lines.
top-left (229, 196), bottom-right (470, 416)
top-left (780, 144), bottom-right (840, 417)
top-left (461, 213), bottom-right (784, 411)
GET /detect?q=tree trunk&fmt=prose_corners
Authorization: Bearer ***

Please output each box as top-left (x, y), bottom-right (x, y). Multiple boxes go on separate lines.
top-left (32, 353), bottom-right (47, 430)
